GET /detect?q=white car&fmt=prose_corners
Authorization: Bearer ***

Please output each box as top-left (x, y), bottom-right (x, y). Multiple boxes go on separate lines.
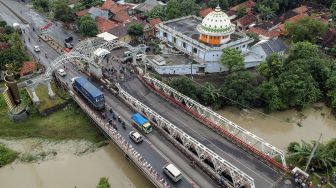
top-left (70, 77), bottom-right (79, 84)
top-left (34, 46), bottom-right (40, 52)
top-left (129, 131), bottom-right (143, 143)
top-left (57, 69), bottom-right (66, 77)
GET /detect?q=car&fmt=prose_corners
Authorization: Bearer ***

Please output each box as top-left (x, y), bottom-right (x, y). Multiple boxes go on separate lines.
top-left (129, 131), bottom-right (143, 143)
top-left (70, 77), bottom-right (79, 84)
top-left (33, 46), bottom-right (40, 52)
top-left (57, 69), bottom-right (66, 77)
top-left (123, 51), bottom-right (132, 57)
top-left (163, 163), bottom-right (182, 182)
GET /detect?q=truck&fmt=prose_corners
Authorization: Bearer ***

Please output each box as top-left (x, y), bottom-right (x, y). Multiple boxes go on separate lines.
top-left (72, 77), bottom-right (105, 110)
top-left (131, 113), bottom-right (152, 133)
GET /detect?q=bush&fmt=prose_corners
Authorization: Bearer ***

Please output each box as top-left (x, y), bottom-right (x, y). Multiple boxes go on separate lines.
top-left (0, 144), bottom-right (18, 167)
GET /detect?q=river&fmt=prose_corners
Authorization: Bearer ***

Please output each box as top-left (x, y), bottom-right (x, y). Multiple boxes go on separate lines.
top-left (0, 140), bottom-right (154, 188)
top-left (217, 104), bottom-right (336, 150)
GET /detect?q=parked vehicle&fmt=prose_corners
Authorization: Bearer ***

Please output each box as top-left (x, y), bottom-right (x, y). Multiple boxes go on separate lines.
top-left (129, 131), bottom-right (143, 143)
top-left (57, 69), bottom-right (66, 77)
top-left (64, 42), bottom-right (73, 49)
top-left (12, 23), bottom-right (22, 34)
top-left (163, 163), bottom-right (182, 182)
top-left (72, 77), bottom-right (105, 110)
top-left (131, 113), bottom-right (152, 133)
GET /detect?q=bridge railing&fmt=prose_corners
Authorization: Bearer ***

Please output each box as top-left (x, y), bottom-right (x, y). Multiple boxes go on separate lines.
top-left (71, 92), bottom-right (171, 188)
top-left (141, 75), bottom-right (288, 172)
top-left (116, 83), bottom-right (255, 188)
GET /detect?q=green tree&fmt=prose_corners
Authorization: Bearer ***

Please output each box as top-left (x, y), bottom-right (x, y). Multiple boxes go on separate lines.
top-left (166, 0), bottom-right (200, 20)
top-left (331, 0), bottom-right (336, 26)
top-left (202, 82), bottom-right (222, 107)
top-left (259, 80), bottom-right (284, 112)
top-left (78, 15), bottom-right (98, 37)
top-left (97, 177), bottom-right (110, 188)
top-left (236, 6), bottom-right (247, 18)
top-left (145, 6), bottom-right (166, 20)
top-left (32, 0), bottom-right (50, 12)
top-left (286, 42), bottom-right (320, 61)
top-left (257, 53), bottom-right (284, 80)
top-left (53, 0), bottom-right (74, 22)
top-left (0, 21), bottom-right (7, 27)
top-left (285, 17), bottom-right (328, 43)
top-left (169, 76), bottom-right (202, 101)
top-left (257, 4), bottom-right (275, 20)
top-left (127, 23), bottom-right (144, 38)
top-left (207, 0), bottom-right (229, 10)
top-left (220, 48), bottom-right (244, 74)
top-left (221, 71), bottom-right (259, 107)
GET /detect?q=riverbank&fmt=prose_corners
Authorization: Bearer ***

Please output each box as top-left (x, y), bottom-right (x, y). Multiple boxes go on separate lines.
top-left (0, 139), bottom-right (154, 188)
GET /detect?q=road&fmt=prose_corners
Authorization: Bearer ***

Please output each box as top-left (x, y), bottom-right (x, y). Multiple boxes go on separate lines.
top-left (0, 1), bottom-right (217, 186)
top-left (120, 76), bottom-right (284, 188)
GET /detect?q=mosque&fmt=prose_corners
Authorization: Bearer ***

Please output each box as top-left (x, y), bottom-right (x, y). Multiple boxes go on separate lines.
top-left (146, 6), bottom-right (282, 75)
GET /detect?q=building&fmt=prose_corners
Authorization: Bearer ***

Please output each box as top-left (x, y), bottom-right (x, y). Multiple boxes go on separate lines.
top-left (236, 14), bottom-right (257, 31)
top-left (152, 6), bottom-right (253, 74)
top-left (249, 38), bottom-right (287, 61)
top-left (131, 0), bottom-right (165, 16)
top-left (20, 61), bottom-right (37, 76)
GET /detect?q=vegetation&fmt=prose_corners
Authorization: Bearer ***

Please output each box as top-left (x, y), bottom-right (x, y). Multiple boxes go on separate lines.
top-left (78, 15), bottom-right (98, 37)
top-left (32, 0), bottom-right (51, 12)
top-left (0, 90), bottom-right (105, 143)
top-left (170, 42), bottom-right (336, 113)
top-left (145, 0), bottom-right (200, 21)
top-left (332, 0), bottom-right (336, 26)
top-left (97, 177), bottom-right (110, 188)
top-left (0, 144), bottom-right (18, 167)
top-left (0, 23), bottom-right (29, 72)
top-left (53, 0), bottom-right (74, 22)
top-left (285, 17), bottom-right (328, 43)
top-left (127, 23), bottom-right (144, 39)
top-left (236, 6), bottom-right (247, 18)
top-left (287, 139), bottom-right (336, 172)
top-left (220, 48), bottom-right (244, 74)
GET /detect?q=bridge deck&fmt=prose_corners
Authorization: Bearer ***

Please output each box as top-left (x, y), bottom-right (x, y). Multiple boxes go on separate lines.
top-left (120, 76), bottom-right (283, 188)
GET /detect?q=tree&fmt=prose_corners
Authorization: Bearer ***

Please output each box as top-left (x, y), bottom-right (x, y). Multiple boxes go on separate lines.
top-left (286, 42), bottom-right (320, 62)
top-left (78, 15), bottom-right (98, 37)
top-left (127, 23), bottom-right (144, 39)
top-left (53, 0), bottom-right (74, 22)
top-left (166, 0), bottom-right (200, 20)
top-left (202, 82), bottom-right (222, 107)
top-left (285, 17), bottom-right (328, 43)
top-left (220, 48), bottom-right (244, 74)
top-left (207, 0), bottom-right (229, 10)
top-left (32, 0), bottom-right (50, 12)
top-left (169, 76), bottom-right (202, 101)
top-left (145, 6), bottom-right (166, 20)
top-left (259, 80), bottom-right (284, 112)
top-left (236, 6), bottom-right (247, 18)
top-left (0, 21), bottom-right (7, 27)
top-left (257, 4), bottom-right (275, 20)
top-left (331, 0), bottom-right (336, 26)
top-left (257, 53), bottom-right (284, 80)
top-left (97, 177), bottom-right (110, 188)
top-left (221, 71), bottom-right (259, 107)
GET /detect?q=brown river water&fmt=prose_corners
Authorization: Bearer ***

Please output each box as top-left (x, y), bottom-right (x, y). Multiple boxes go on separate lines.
top-left (217, 104), bottom-right (336, 150)
top-left (0, 140), bottom-right (153, 188)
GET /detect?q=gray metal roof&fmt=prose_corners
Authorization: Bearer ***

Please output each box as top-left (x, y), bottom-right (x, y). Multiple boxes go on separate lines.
top-left (134, 0), bottom-right (162, 12)
top-left (260, 38), bottom-right (287, 55)
top-left (89, 7), bottom-right (109, 19)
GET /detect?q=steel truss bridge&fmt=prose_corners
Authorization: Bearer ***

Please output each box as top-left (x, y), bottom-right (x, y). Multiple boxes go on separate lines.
top-left (26, 37), bottom-right (287, 188)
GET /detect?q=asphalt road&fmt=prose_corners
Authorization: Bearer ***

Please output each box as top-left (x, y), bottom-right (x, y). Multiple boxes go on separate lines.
top-left (120, 76), bottom-right (284, 188)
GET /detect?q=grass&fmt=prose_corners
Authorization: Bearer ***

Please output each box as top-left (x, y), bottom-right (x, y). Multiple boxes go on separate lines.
top-left (0, 144), bottom-right (18, 167)
top-left (0, 90), bottom-right (106, 143)
top-left (28, 82), bottom-right (67, 112)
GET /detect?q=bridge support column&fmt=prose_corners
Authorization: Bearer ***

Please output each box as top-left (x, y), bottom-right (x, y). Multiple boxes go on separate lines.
top-left (31, 88), bottom-right (40, 106)
top-left (47, 81), bottom-right (55, 99)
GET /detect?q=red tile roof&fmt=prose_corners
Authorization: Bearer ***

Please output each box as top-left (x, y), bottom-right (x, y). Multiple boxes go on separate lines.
top-left (247, 27), bottom-right (281, 38)
top-left (75, 9), bottom-right (89, 17)
top-left (230, 0), bottom-right (256, 11)
top-left (113, 10), bottom-right (131, 23)
top-left (101, 0), bottom-right (128, 14)
top-left (226, 10), bottom-right (237, 17)
top-left (148, 18), bottom-right (161, 27)
top-left (237, 15), bottom-right (257, 27)
top-left (199, 8), bottom-right (213, 17)
top-left (20, 61), bottom-right (37, 76)
top-left (95, 16), bottom-right (119, 33)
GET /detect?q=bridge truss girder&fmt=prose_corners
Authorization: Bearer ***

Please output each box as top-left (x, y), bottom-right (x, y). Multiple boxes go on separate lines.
top-left (116, 83), bottom-right (255, 188)
top-left (142, 75), bottom-right (287, 170)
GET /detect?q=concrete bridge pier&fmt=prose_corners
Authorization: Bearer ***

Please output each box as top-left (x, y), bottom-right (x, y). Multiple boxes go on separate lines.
top-left (30, 88), bottom-right (40, 106)
top-left (46, 81), bottom-right (55, 99)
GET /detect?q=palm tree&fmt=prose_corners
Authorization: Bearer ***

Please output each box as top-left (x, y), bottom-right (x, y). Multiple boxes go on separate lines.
top-left (202, 83), bottom-right (221, 105)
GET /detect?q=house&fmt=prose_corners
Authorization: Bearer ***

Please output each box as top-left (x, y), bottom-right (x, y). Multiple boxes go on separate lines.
top-left (247, 27), bottom-right (281, 40)
top-left (250, 38), bottom-right (287, 60)
top-left (230, 0), bottom-right (256, 14)
top-left (226, 10), bottom-right (237, 20)
top-left (88, 7), bottom-right (110, 20)
top-left (147, 18), bottom-right (161, 36)
top-left (199, 8), bottom-right (213, 18)
top-left (108, 21), bottom-right (142, 43)
top-left (131, 0), bottom-right (164, 15)
top-left (20, 61), bottom-right (37, 76)
top-left (95, 16), bottom-right (119, 33)
top-left (75, 9), bottom-right (89, 17)
top-left (236, 14), bottom-right (257, 31)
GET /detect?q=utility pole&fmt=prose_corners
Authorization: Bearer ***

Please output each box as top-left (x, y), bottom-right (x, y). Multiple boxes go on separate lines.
top-left (305, 133), bottom-right (322, 172)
